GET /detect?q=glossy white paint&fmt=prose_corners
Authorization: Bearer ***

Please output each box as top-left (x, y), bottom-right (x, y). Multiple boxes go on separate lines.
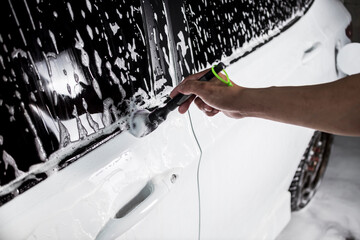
top-left (0, 0), bottom-right (352, 239)
top-left (0, 112), bottom-right (200, 240)
top-left (189, 0), bottom-right (351, 238)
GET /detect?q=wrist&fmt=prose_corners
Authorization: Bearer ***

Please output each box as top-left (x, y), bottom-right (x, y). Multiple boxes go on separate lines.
top-left (236, 87), bottom-right (268, 118)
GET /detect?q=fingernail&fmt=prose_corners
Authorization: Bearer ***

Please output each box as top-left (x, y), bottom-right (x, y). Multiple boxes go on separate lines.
top-left (204, 107), bottom-right (212, 112)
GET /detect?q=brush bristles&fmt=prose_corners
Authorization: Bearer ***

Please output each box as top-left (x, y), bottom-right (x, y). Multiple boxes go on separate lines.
top-left (129, 110), bottom-right (158, 138)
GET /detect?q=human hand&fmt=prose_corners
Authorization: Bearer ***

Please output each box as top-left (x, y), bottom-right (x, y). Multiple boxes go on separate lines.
top-left (170, 69), bottom-right (247, 119)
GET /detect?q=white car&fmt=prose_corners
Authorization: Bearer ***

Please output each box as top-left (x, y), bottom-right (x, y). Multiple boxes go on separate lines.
top-left (0, 0), bottom-right (351, 239)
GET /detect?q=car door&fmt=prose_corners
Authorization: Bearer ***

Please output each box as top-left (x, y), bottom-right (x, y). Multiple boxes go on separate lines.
top-left (0, 0), bottom-right (200, 239)
top-left (183, 0), bottom-right (350, 239)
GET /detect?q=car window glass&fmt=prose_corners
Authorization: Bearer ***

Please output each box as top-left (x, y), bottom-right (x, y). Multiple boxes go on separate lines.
top-left (0, 0), bottom-right (174, 206)
top-left (184, 0), bottom-right (314, 70)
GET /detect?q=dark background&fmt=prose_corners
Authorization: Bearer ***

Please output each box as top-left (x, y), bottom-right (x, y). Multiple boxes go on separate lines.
top-left (344, 0), bottom-right (360, 42)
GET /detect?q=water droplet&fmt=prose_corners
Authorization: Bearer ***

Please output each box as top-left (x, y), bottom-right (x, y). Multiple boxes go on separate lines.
top-left (92, 78), bottom-right (102, 99)
top-left (67, 2), bottom-right (74, 21)
top-left (82, 98), bottom-right (88, 110)
top-left (58, 120), bottom-right (70, 148)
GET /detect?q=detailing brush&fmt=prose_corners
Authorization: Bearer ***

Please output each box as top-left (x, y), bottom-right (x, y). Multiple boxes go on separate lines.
top-left (129, 62), bottom-right (226, 137)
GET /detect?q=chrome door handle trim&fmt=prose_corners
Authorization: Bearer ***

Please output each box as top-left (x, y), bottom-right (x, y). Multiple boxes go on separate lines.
top-left (95, 169), bottom-right (180, 240)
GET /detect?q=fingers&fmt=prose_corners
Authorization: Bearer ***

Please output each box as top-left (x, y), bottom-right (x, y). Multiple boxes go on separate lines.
top-left (194, 97), bottom-right (213, 112)
top-left (170, 79), bottom-right (209, 114)
top-left (178, 95), bottom-right (196, 114)
top-left (170, 67), bottom-right (233, 116)
top-left (177, 95), bottom-right (220, 117)
top-left (170, 69), bottom-right (210, 98)
top-left (170, 79), bottom-right (204, 99)
top-left (205, 110), bottom-right (220, 117)
top-left (194, 97), bottom-right (220, 116)
top-left (173, 71), bottom-right (231, 97)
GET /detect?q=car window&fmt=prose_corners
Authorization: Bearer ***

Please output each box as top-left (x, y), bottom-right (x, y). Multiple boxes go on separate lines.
top-left (0, 0), bottom-right (176, 206)
top-left (184, 0), bottom-right (315, 70)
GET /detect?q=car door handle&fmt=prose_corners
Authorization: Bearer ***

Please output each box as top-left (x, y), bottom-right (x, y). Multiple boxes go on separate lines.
top-left (302, 42), bottom-right (322, 63)
top-left (95, 169), bottom-right (180, 240)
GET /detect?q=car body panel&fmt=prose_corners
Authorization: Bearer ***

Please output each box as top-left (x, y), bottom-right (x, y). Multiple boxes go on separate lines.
top-left (0, 0), bottom-right (352, 239)
top-left (0, 3), bottom-right (200, 238)
top-left (188, 0), bottom-right (351, 238)
top-left (0, 112), bottom-right (200, 239)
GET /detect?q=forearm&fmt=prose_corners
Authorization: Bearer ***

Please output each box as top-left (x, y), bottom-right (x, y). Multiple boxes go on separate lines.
top-left (242, 74), bottom-right (360, 136)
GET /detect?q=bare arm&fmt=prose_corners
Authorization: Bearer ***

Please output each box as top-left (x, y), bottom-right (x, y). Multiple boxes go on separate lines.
top-left (170, 71), bottom-right (360, 136)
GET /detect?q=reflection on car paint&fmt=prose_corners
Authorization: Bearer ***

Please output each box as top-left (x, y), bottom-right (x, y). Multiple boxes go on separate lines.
top-left (0, 0), bottom-right (179, 206)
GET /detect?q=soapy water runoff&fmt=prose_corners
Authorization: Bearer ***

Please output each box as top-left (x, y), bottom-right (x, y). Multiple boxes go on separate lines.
top-left (0, 0), bottom-right (314, 206)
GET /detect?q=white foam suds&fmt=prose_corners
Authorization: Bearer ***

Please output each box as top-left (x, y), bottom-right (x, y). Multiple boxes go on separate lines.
top-left (27, 51), bottom-right (41, 82)
top-left (104, 33), bottom-right (113, 57)
top-left (2, 150), bottom-right (24, 178)
top-left (94, 50), bottom-right (102, 76)
top-left (128, 109), bottom-right (151, 138)
top-left (114, 57), bottom-right (126, 71)
top-left (86, 112), bottom-right (100, 132)
top-left (21, 103), bottom-right (47, 161)
top-left (86, 25), bottom-right (93, 40)
top-left (177, 31), bottom-right (188, 57)
top-left (163, 26), bottom-right (176, 86)
top-left (81, 10), bottom-right (86, 19)
top-left (128, 39), bottom-right (139, 60)
top-left (48, 30), bottom-right (59, 55)
top-left (7, 0), bottom-right (20, 30)
top-left (0, 0), bottom-right (183, 202)
top-left (106, 62), bottom-right (126, 100)
top-left (85, 0), bottom-right (92, 13)
top-left (75, 31), bottom-right (90, 68)
top-left (11, 48), bottom-right (27, 59)
top-left (30, 92), bottom-right (36, 102)
top-left (154, 77), bottom-right (167, 91)
top-left (0, 113), bottom-right (127, 195)
top-left (3, 43), bottom-right (8, 53)
top-left (58, 119), bottom-right (70, 148)
top-left (14, 91), bottom-right (21, 100)
top-left (67, 2), bottom-right (74, 21)
top-left (109, 22), bottom-right (120, 35)
top-left (0, 56), bottom-right (4, 70)
top-left (219, 11), bottom-right (306, 69)
top-left (136, 23), bottom-right (145, 43)
top-left (102, 98), bottom-right (116, 127)
top-left (72, 106), bottom-right (88, 140)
